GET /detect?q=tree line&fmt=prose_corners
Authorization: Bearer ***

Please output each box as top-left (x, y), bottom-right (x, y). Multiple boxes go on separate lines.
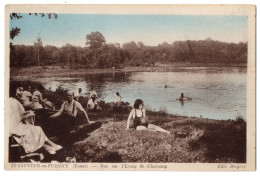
top-left (10, 32), bottom-right (248, 68)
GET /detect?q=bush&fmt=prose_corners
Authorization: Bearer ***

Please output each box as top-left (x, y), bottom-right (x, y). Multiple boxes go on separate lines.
top-left (234, 114), bottom-right (246, 124)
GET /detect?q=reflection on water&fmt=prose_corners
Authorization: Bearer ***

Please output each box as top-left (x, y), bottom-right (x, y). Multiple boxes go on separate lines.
top-left (11, 67), bottom-right (247, 120)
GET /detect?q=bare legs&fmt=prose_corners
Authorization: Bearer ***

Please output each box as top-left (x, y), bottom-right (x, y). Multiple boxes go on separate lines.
top-left (43, 139), bottom-right (63, 154)
top-left (147, 124), bottom-right (170, 134)
top-left (136, 124), bottom-right (170, 134)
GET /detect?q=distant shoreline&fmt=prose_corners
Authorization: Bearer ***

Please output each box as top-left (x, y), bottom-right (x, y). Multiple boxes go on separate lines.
top-left (10, 63), bottom-right (247, 77)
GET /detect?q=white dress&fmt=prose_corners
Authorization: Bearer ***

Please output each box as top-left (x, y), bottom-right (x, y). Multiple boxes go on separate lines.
top-left (9, 98), bottom-right (48, 153)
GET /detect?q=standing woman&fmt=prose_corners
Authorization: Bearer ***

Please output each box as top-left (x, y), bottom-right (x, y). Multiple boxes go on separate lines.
top-left (126, 99), bottom-right (170, 134)
top-left (74, 88), bottom-right (82, 101)
top-left (114, 92), bottom-right (121, 105)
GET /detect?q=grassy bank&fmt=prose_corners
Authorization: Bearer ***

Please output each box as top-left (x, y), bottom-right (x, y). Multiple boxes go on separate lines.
top-left (68, 113), bottom-right (246, 163)
top-left (9, 80), bottom-right (246, 163)
top-left (10, 63), bottom-right (247, 77)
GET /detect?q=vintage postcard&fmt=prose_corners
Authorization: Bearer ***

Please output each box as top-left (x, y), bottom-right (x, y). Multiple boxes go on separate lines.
top-left (4, 4), bottom-right (256, 171)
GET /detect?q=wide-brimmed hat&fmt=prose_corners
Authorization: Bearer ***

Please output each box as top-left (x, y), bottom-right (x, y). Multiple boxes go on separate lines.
top-left (90, 90), bottom-right (97, 98)
top-left (74, 91), bottom-right (80, 97)
top-left (90, 93), bottom-right (96, 98)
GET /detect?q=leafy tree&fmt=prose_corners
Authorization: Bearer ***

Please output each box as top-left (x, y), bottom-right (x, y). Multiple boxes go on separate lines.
top-left (61, 44), bottom-right (77, 66)
top-left (122, 41), bottom-right (139, 51)
top-left (33, 37), bottom-right (43, 64)
top-left (43, 45), bottom-right (57, 64)
top-left (86, 31), bottom-right (106, 65)
top-left (10, 13), bottom-right (23, 20)
top-left (52, 49), bottom-right (61, 65)
top-left (137, 41), bottom-right (145, 48)
top-left (10, 27), bottom-right (21, 40)
top-left (10, 38), bottom-right (248, 68)
top-left (86, 31), bottom-right (106, 49)
top-left (114, 43), bottom-right (121, 48)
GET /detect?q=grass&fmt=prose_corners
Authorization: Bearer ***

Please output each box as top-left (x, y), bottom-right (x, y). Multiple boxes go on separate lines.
top-left (69, 117), bottom-right (246, 163)
top-left (9, 80), bottom-right (246, 163)
top-left (235, 113), bottom-right (246, 124)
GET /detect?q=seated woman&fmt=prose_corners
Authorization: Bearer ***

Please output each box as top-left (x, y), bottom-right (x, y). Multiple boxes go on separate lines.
top-left (114, 92), bottom-right (121, 106)
top-left (31, 85), bottom-right (44, 110)
top-left (9, 89), bottom-right (62, 155)
top-left (87, 93), bottom-right (101, 111)
top-left (19, 85), bottom-right (32, 109)
top-left (126, 99), bottom-right (170, 134)
top-left (178, 93), bottom-right (192, 101)
top-left (16, 87), bottom-right (24, 99)
top-left (30, 86), bottom-right (55, 125)
top-left (50, 91), bottom-right (94, 125)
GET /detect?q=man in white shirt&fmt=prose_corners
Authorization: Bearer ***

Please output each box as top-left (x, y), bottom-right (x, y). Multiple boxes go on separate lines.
top-left (87, 93), bottom-right (101, 111)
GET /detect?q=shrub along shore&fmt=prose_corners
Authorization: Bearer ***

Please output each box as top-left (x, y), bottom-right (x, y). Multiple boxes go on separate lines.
top-left (9, 80), bottom-right (246, 163)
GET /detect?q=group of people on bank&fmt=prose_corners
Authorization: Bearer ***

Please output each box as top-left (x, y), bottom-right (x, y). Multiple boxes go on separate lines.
top-left (9, 85), bottom-right (99, 157)
top-left (9, 86), bottom-right (62, 156)
top-left (9, 85), bottom-right (173, 160)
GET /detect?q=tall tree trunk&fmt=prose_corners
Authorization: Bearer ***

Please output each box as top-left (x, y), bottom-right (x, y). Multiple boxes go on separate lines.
top-left (37, 49), bottom-right (40, 65)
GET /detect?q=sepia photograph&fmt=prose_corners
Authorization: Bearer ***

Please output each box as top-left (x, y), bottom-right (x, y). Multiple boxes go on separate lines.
top-left (4, 4), bottom-right (256, 171)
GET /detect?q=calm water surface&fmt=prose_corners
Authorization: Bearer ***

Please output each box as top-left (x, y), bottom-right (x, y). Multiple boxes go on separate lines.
top-left (12, 67), bottom-right (247, 120)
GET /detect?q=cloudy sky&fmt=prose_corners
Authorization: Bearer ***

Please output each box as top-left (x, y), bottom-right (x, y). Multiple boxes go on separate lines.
top-left (9, 14), bottom-right (248, 47)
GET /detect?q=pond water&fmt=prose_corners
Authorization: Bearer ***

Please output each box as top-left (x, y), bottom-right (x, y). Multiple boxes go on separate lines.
top-left (11, 67), bottom-right (247, 120)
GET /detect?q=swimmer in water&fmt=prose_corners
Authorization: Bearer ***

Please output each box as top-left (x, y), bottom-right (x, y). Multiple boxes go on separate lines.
top-left (177, 93), bottom-right (192, 101)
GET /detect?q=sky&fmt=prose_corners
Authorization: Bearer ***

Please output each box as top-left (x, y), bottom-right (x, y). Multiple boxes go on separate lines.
top-left (9, 14), bottom-right (248, 47)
